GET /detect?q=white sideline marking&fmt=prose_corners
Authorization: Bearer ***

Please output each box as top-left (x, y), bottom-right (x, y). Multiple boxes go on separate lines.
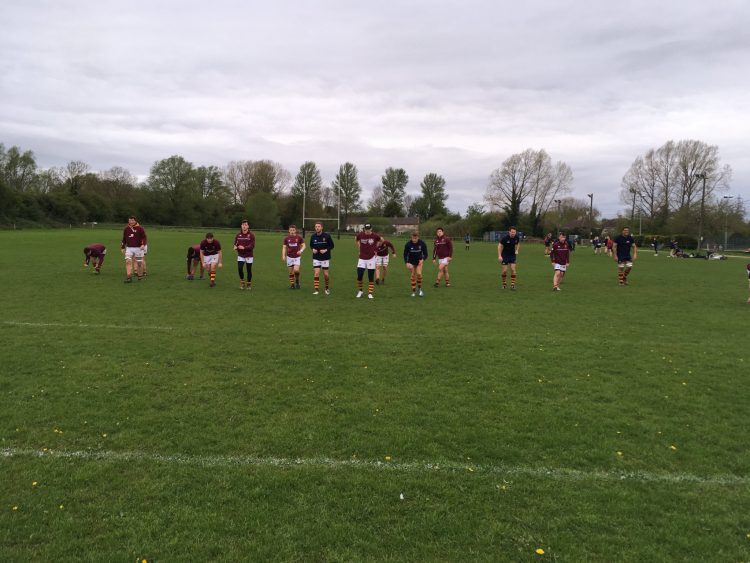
top-left (3, 321), bottom-right (173, 331)
top-left (1, 448), bottom-right (746, 486)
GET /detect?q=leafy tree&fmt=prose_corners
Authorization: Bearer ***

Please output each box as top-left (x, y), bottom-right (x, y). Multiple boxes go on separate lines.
top-left (0, 145), bottom-right (38, 192)
top-left (413, 173), bottom-right (448, 220)
top-left (331, 162), bottom-right (362, 226)
top-left (246, 192), bottom-right (280, 229)
top-left (381, 167), bottom-right (408, 216)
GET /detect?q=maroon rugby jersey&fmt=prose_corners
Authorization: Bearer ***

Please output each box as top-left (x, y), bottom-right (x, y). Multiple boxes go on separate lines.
top-left (121, 225), bottom-right (147, 248)
top-left (200, 239), bottom-right (221, 256)
top-left (377, 240), bottom-right (395, 257)
top-left (86, 244), bottom-right (106, 257)
top-left (234, 231), bottom-right (255, 258)
top-left (188, 244), bottom-right (201, 259)
top-left (433, 235), bottom-right (453, 259)
top-left (356, 231), bottom-right (382, 260)
top-left (551, 240), bottom-right (571, 265)
top-left (283, 235), bottom-right (305, 258)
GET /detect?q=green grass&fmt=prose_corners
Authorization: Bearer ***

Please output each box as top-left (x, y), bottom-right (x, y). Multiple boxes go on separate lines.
top-left (1, 228), bottom-right (749, 562)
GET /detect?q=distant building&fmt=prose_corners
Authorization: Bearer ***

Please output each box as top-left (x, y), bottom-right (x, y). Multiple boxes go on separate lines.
top-left (391, 217), bottom-right (420, 234)
top-left (345, 216), bottom-right (420, 234)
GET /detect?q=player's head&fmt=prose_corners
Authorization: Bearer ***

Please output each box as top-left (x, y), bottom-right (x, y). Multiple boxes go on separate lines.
top-left (288, 225), bottom-right (297, 236)
top-left (436, 227), bottom-right (444, 237)
top-left (314, 222), bottom-right (323, 233)
top-left (128, 216), bottom-right (137, 226)
top-left (240, 219), bottom-right (249, 231)
top-left (509, 226), bottom-right (517, 236)
top-left (558, 232), bottom-right (566, 241)
top-left (205, 232), bottom-right (214, 241)
top-left (622, 227), bottom-right (630, 235)
top-left (410, 231), bottom-right (419, 241)
top-left (83, 247), bottom-right (91, 257)
top-left (364, 223), bottom-right (372, 233)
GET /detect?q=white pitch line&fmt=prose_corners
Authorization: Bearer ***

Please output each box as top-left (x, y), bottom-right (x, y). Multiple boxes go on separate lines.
top-left (1, 448), bottom-right (746, 486)
top-left (2, 321), bottom-right (173, 331)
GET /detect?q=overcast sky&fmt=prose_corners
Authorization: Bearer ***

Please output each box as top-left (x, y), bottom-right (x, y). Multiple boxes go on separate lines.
top-left (1, 0), bottom-right (749, 216)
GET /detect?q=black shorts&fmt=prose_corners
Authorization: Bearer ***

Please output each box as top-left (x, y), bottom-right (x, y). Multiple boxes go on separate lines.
top-left (406, 260), bottom-right (422, 267)
top-left (501, 255), bottom-right (517, 265)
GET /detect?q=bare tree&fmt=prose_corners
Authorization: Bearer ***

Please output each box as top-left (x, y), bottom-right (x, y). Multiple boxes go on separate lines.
top-left (64, 160), bottom-right (90, 195)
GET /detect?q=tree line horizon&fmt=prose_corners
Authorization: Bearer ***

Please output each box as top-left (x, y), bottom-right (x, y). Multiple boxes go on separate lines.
top-left (0, 140), bottom-right (747, 243)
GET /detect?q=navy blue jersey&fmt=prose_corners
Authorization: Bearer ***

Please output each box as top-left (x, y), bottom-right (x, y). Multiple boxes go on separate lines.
top-left (309, 232), bottom-right (334, 260)
top-left (499, 234), bottom-right (520, 257)
top-left (614, 234), bottom-right (635, 260)
top-left (404, 239), bottom-right (428, 264)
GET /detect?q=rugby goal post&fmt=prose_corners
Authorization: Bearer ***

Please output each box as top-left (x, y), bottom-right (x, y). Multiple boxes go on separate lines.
top-left (302, 184), bottom-right (341, 239)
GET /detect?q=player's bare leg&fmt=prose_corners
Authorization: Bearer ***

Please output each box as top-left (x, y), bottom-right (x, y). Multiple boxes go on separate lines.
top-left (443, 264), bottom-right (450, 287)
top-left (294, 264), bottom-right (301, 289)
top-left (501, 264), bottom-right (508, 288)
top-left (124, 256), bottom-right (134, 282)
top-left (510, 263), bottom-right (517, 290)
top-left (288, 266), bottom-right (295, 289)
top-left (313, 267), bottom-right (321, 294)
top-left (408, 264), bottom-right (417, 295)
top-left (323, 268), bottom-right (330, 294)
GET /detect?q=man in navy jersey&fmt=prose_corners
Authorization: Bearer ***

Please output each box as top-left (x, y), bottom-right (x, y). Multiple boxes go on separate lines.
top-left (355, 223), bottom-right (382, 299)
top-left (497, 226), bottom-right (520, 290)
top-left (309, 222), bottom-right (334, 295)
top-left (375, 238), bottom-right (396, 285)
top-left (282, 225), bottom-right (306, 289)
top-left (121, 216), bottom-right (147, 283)
top-left (200, 233), bottom-right (222, 288)
top-left (550, 232), bottom-right (571, 291)
top-left (613, 227), bottom-right (638, 285)
top-left (83, 244), bottom-right (106, 273)
top-left (404, 231), bottom-right (428, 296)
top-left (186, 244), bottom-right (204, 280)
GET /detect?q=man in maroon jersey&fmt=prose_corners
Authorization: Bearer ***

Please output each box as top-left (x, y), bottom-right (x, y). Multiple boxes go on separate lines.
top-left (375, 238), bottom-right (396, 285)
top-left (432, 227), bottom-right (453, 287)
top-left (233, 220), bottom-right (255, 290)
top-left (282, 225), bottom-right (306, 289)
top-left (83, 244), bottom-right (106, 274)
top-left (199, 233), bottom-right (222, 288)
top-left (186, 244), bottom-right (204, 280)
top-left (355, 223), bottom-right (382, 299)
top-left (550, 232), bottom-right (571, 291)
top-left (120, 216), bottom-right (147, 283)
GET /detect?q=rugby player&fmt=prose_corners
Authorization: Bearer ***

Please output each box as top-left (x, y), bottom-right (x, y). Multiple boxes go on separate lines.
top-left (550, 232), bottom-right (571, 291)
top-left (355, 223), bottom-right (382, 299)
top-left (432, 227), bottom-right (453, 287)
top-left (404, 231), bottom-right (428, 297)
top-left (121, 216), bottom-right (147, 283)
top-left (282, 225), bottom-right (306, 289)
top-left (186, 244), bottom-right (204, 280)
top-left (613, 227), bottom-right (638, 285)
top-left (83, 244), bottom-right (106, 274)
top-left (375, 238), bottom-right (396, 285)
top-left (497, 226), bottom-right (520, 290)
top-left (200, 233), bottom-right (222, 288)
top-left (309, 222), bottom-right (334, 295)
top-left (233, 220), bottom-right (255, 290)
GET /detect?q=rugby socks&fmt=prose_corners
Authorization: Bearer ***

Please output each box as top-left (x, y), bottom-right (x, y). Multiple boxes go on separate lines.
top-left (511, 273), bottom-right (516, 288)
top-left (618, 269), bottom-right (625, 285)
top-left (209, 271), bottom-right (216, 284)
top-left (314, 276), bottom-right (320, 291)
top-left (294, 272), bottom-right (300, 285)
top-left (502, 271), bottom-right (507, 288)
top-left (357, 279), bottom-right (363, 291)
top-left (289, 272), bottom-right (295, 287)
top-left (624, 267), bottom-right (632, 282)
top-left (368, 282), bottom-right (374, 295)
top-left (417, 274), bottom-right (422, 289)
top-left (324, 275), bottom-right (329, 290)
top-left (410, 274), bottom-right (417, 292)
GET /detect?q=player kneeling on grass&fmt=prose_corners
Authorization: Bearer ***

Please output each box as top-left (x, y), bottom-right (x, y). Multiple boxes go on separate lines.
top-left (613, 227), bottom-right (638, 286)
top-left (310, 222), bottom-right (334, 295)
top-left (355, 223), bottom-right (382, 299)
top-left (186, 244), bottom-right (204, 280)
top-left (432, 227), bottom-right (453, 287)
top-left (375, 238), bottom-right (396, 285)
top-left (551, 232), bottom-right (571, 291)
top-left (83, 244), bottom-right (106, 273)
top-left (282, 225), bottom-right (306, 289)
top-left (200, 233), bottom-right (222, 287)
top-left (498, 226), bottom-right (520, 290)
top-left (121, 216), bottom-right (147, 283)
top-left (404, 231), bottom-right (428, 297)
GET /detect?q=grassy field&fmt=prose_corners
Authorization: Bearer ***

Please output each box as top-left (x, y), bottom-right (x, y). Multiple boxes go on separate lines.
top-left (1, 228), bottom-right (748, 562)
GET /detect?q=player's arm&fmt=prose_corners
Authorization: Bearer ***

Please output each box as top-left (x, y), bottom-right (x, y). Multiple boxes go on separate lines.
top-left (497, 242), bottom-right (503, 260)
top-left (421, 242), bottom-right (428, 262)
top-left (432, 243), bottom-right (437, 262)
top-left (632, 242), bottom-right (638, 260)
top-left (447, 238), bottom-right (453, 258)
top-left (612, 241), bottom-right (618, 260)
top-left (140, 228), bottom-right (147, 248)
top-left (121, 229), bottom-right (126, 253)
top-left (218, 249), bottom-right (223, 268)
top-left (233, 235), bottom-right (240, 251)
top-left (299, 241), bottom-right (306, 254)
top-left (248, 233), bottom-right (255, 251)
top-left (388, 241), bottom-right (396, 256)
top-left (281, 242), bottom-right (287, 261)
top-left (515, 241), bottom-right (520, 255)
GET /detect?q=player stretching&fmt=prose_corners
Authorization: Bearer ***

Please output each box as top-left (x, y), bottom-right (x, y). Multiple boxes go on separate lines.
top-left (83, 244), bottom-right (106, 274)
top-left (375, 238), bottom-right (396, 285)
top-left (200, 233), bottom-right (222, 288)
top-left (121, 216), bottom-right (147, 283)
top-left (355, 223), bottom-right (382, 299)
top-left (186, 244), bottom-right (204, 280)
top-left (404, 231), bottom-right (428, 297)
top-left (282, 225), bottom-right (306, 289)
top-left (613, 227), bottom-right (638, 285)
top-left (309, 222), bottom-right (334, 295)
top-left (233, 220), bottom-right (255, 290)
top-left (432, 227), bottom-right (453, 287)
top-left (498, 226), bottom-right (520, 290)
top-left (550, 232), bottom-right (571, 291)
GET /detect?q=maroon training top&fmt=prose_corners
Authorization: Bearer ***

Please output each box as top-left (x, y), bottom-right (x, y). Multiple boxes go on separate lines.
top-left (377, 240), bottom-right (395, 257)
top-left (551, 240), bottom-right (571, 265)
top-left (283, 235), bottom-right (305, 258)
top-left (86, 244), bottom-right (106, 257)
top-left (234, 231), bottom-right (255, 258)
top-left (433, 235), bottom-right (453, 259)
top-left (200, 239), bottom-right (221, 256)
top-left (356, 231), bottom-right (382, 260)
top-left (122, 225), bottom-right (147, 248)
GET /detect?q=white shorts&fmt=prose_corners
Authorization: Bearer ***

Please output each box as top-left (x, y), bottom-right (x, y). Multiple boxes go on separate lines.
top-left (237, 256), bottom-right (254, 264)
top-left (125, 247), bottom-right (144, 260)
top-left (554, 263), bottom-right (567, 272)
top-left (287, 256), bottom-right (301, 267)
top-left (618, 261), bottom-right (634, 269)
top-left (203, 254), bottom-right (219, 266)
top-left (438, 257), bottom-right (450, 266)
top-left (313, 259), bottom-right (330, 269)
top-left (143, 245), bottom-right (148, 255)
top-left (376, 255), bottom-right (390, 267)
top-left (357, 258), bottom-right (376, 270)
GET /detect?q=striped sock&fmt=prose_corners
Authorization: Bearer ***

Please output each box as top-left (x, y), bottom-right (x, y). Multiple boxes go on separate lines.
top-left (511, 273), bottom-right (516, 287)
top-left (502, 272), bottom-right (507, 287)
top-left (289, 273), bottom-right (295, 287)
top-left (368, 282), bottom-right (374, 294)
top-left (410, 274), bottom-right (416, 291)
top-left (210, 271), bottom-right (216, 283)
top-left (357, 280), bottom-right (363, 291)
top-left (325, 277), bottom-right (329, 290)
top-left (618, 270), bottom-right (625, 284)
top-left (314, 276), bottom-right (320, 291)
top-left (417, 275), bottom-right (422, 289)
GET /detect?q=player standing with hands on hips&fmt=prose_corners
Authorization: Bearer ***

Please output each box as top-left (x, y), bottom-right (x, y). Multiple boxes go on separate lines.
top-left (613, 227), bottom-right (638, 285)
top-left (432, 227), bottom-right (453, 287)
top-left (498, 226), bottom-right (520, 290)
top-left (309, 222), bottom-right (334, 295)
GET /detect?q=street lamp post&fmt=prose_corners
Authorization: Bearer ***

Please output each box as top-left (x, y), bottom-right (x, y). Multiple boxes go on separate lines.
top-left (723, 195), bottom-right (734, 250)
top-left (694, 173), bottom-right (707, 254)
top-left (587, 193), bottom-right (594, 238)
